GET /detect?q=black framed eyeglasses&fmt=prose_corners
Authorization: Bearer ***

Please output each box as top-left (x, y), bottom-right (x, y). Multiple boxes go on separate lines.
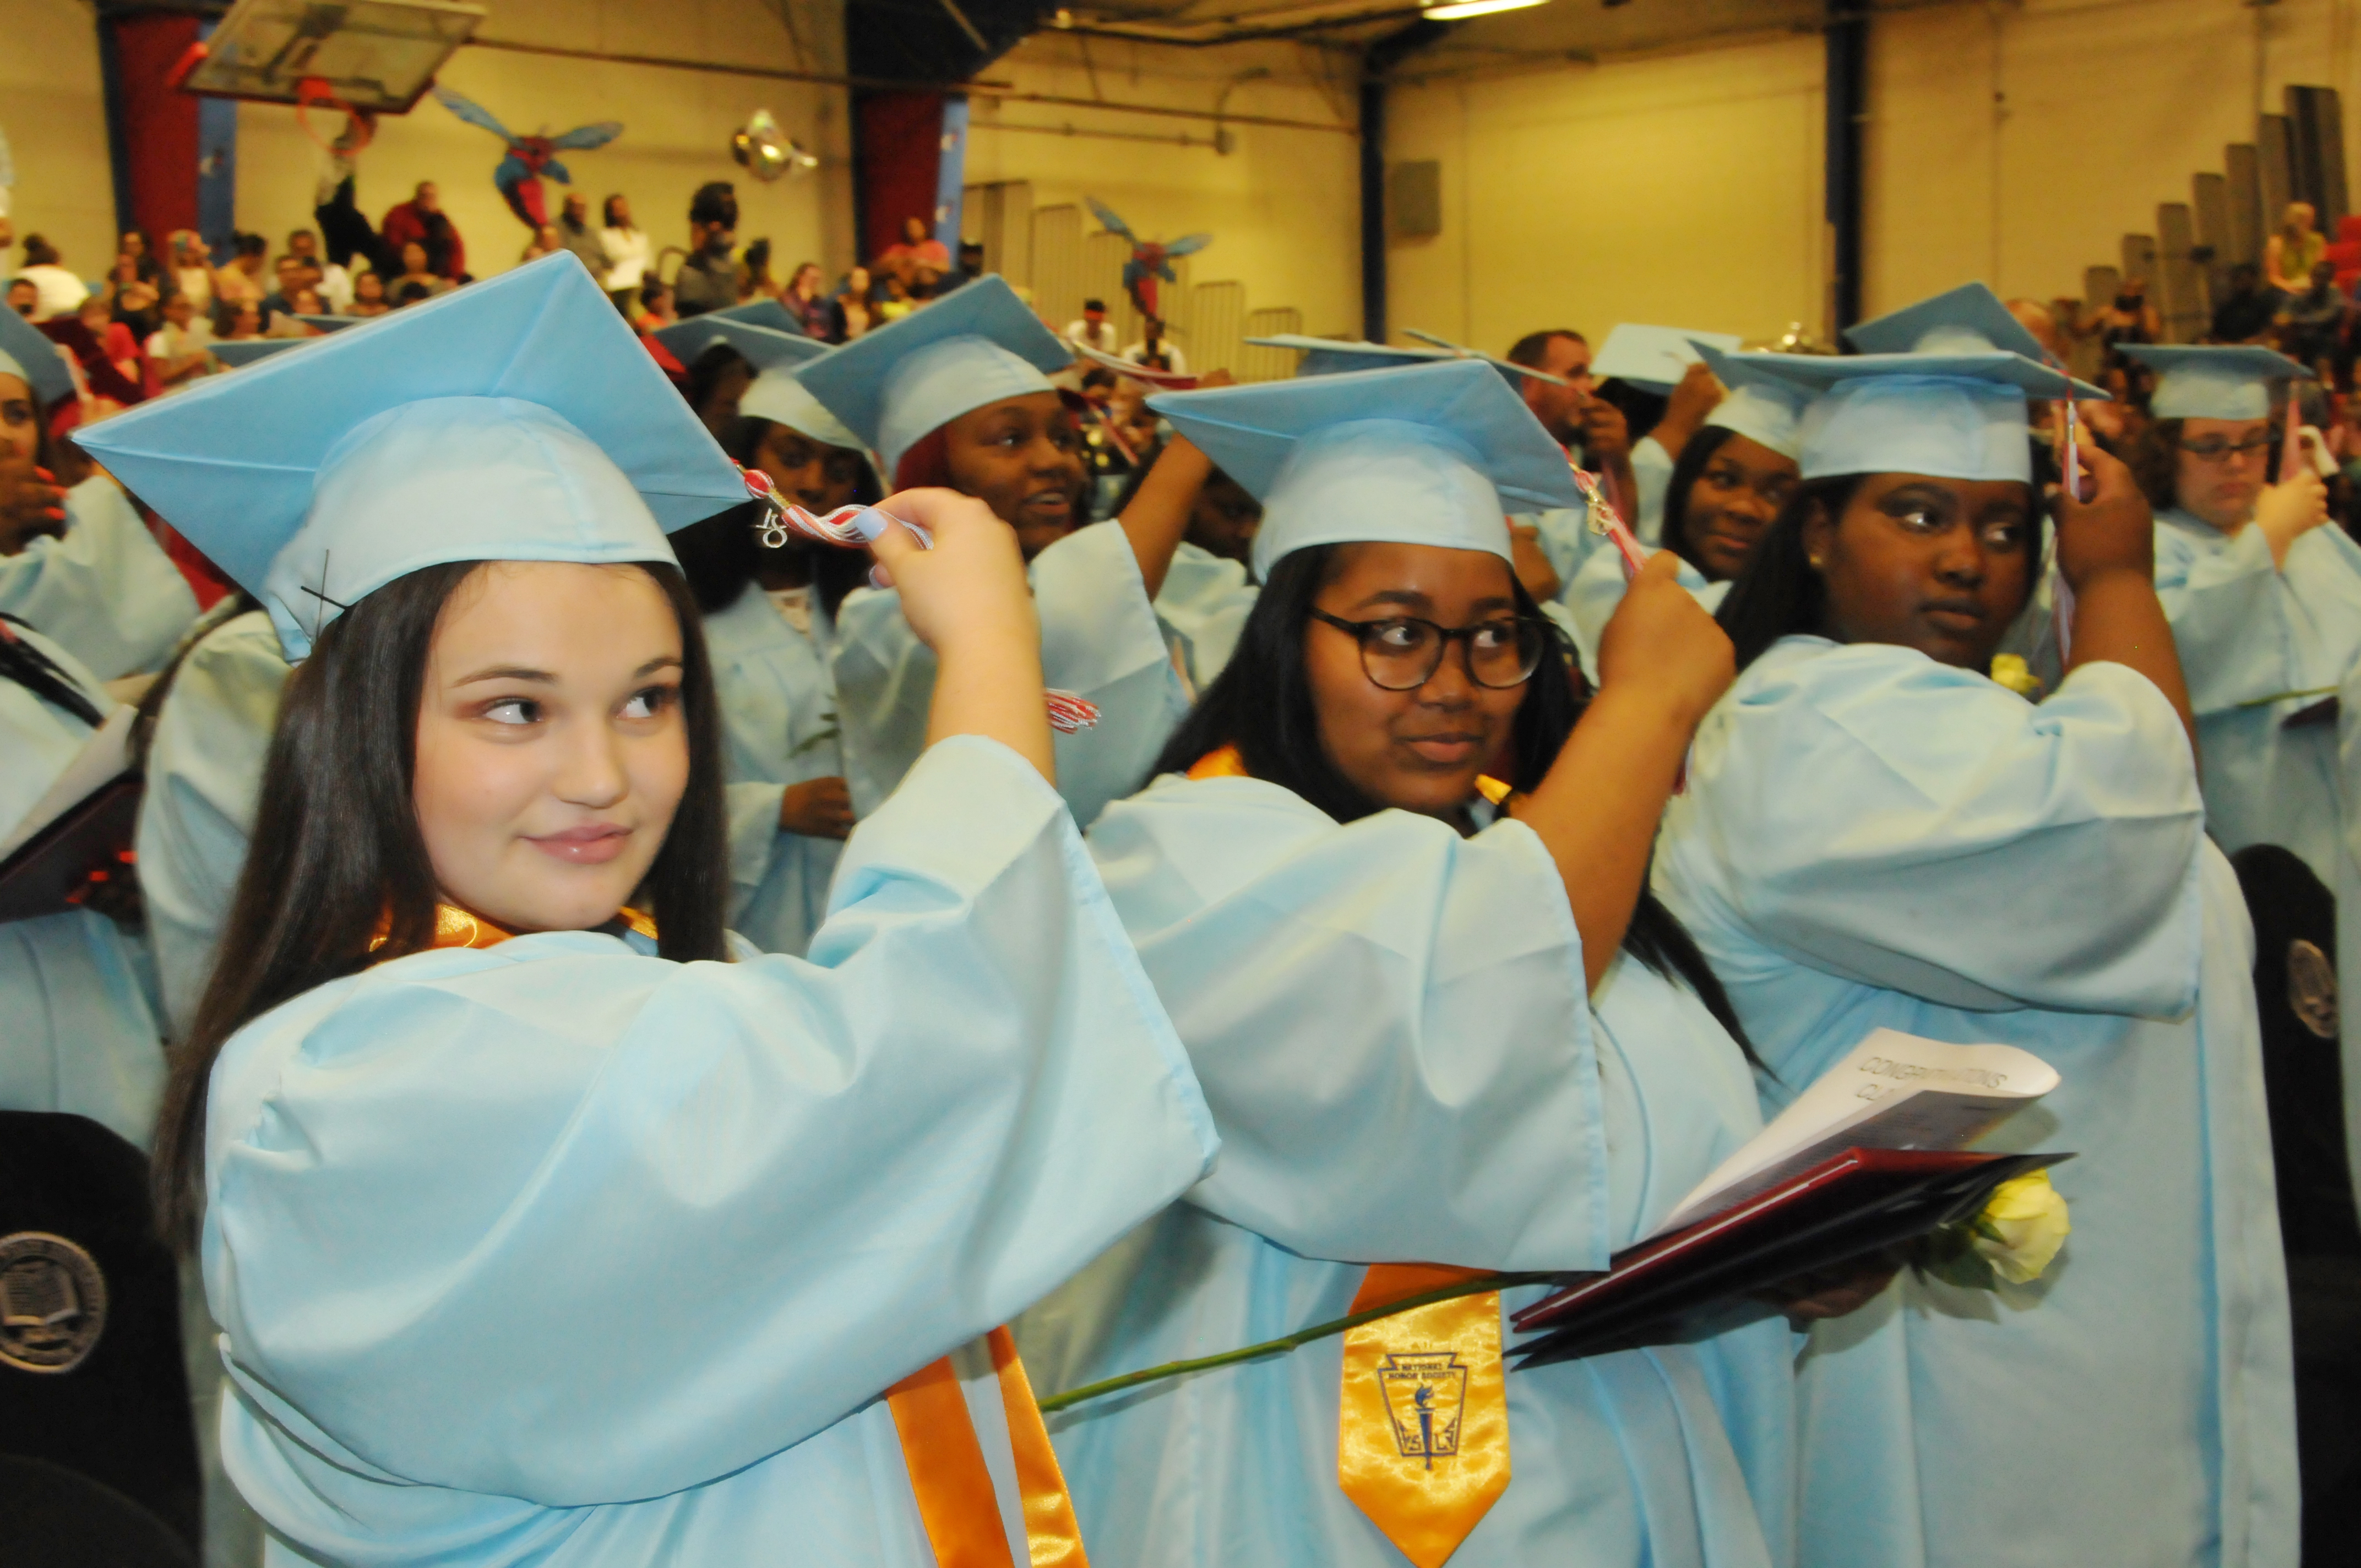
top-left (2176, 432), bottom-right (2275, 461)
top-left (1309, 609), bottom-right (1550, 691)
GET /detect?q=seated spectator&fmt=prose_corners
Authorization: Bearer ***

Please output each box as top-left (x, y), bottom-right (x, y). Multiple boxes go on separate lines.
top-left (599, 194), bottom-right (651, 311)
top-left (2278, 259), bottom-right (2349, 382)
top-left (874, 270), bottom-right (914, 323)
top-left (2071, 274), bottom-right (2161, 367)
top-left (836, 265), bottom-right (875, 340)
top-left (946, 239), bottom-right (985, 293)
top-left (633, 276), bottom-right (677, 333)
top-left (217, 301), bottom-right (263, 341)
top-left (389, 241), bottom-right (448, 303)
top-left (45, 293), bottom-right (145, 408)
top-left (1122, 315), bottom-right (1187, 374)
top-left (145, 291), bottom-right (214, 393)
top-left (673, 181), bottom-right (742, 317)
top-left (738, 237), bottom-right (776, 303)
top-left (213, 233), bottom-right (269, 309)
top-left (15, 234), bottom-right (89, 320)
top-left (6, 277), bottom-right (37, 319)
top-left (1065, 298), bottom-right (1118, 355)
top-left (783, 260), bottom-right (833, 339)
top-left (257, 255), bottom-right (305, 328)
top-left (168, 230), bottom-right (217, 315)
top-left (2210, 262), bottom-right (2283, 344)
top-left (879, 213), bottom-right (950, 276)
top-left (389, 279), bottom-right (437, 310)
top-left (382, 180), bottom-right (465, 280)
top-left (286, 227), bottom-right (352, 312)
top-left (117, 228), bottom-right (166, 291)
top-left (520, 224), bottom-right (562, 264)
top-left (106, 254), bottom-right (162, 341)
top-left (2267, 200), bottom-right (2326, 295)
top-left (346, 269), bottom-right (391, 318)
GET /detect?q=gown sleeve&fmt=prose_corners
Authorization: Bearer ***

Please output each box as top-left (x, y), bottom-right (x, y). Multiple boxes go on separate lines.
top-left (1631, 434), bottom-right (1675, 547)
top-left (203, 736), bottom-right (1218, 1507)
top-left (1659, 642), bottom-right (2207, 1017)
top-left (0, 476), bottom-right (199, 679)
top-left (135, 611), bottom-right (287, 1035)
top-left (832, 521), bottom-right (1189, 826)
top-left (723, 778), bottom-right (792, 912)
top-left (1086, 777), bottom-right (1612, 1273)
top-left (2152, 518), bottom-right (2296, 714)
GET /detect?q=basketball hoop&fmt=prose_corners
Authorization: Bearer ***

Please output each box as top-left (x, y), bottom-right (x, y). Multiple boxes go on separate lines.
top-left (296, 78), bottom-right (376, 155)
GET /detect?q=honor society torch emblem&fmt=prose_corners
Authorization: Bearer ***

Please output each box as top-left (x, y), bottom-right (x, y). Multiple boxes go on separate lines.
top-left (0, 1232), bottom-right (108, 1374)
top-left (1377, 1352), bottom-right (1470, 1468)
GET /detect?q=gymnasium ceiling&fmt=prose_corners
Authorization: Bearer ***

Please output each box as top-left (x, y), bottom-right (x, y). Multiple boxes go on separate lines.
top-left (1043, 0), bottom-right (1838, 58)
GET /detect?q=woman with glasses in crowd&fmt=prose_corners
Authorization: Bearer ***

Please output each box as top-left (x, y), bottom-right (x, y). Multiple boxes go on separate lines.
top-left (1024, 359), bottom-right (1829, 1568)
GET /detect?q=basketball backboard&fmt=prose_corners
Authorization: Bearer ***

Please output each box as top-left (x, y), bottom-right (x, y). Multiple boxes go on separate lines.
top-left (175, 0), bottom-right (487, 113)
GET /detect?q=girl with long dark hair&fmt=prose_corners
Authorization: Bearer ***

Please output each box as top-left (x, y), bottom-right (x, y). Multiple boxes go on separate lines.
top-left (2116, 344), bottom-right (2361, 888)
top-left (798, 275), bottom-right (1218, 826)
top-left (0, 306), bottom-right (197, 679)
top-left (1656, 292), bottom-right (2295, 1567)
top-left (1560, 346), bottom-right (1806, 680)
top-left (80, 255), bottom-right (1216, 1565)
top-left (1022, 359), bottom-right (1818, 1568)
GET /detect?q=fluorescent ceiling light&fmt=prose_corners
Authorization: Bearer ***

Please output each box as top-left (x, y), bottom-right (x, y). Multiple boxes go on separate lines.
top-left (1423, 0), bottom-right (1547, 18)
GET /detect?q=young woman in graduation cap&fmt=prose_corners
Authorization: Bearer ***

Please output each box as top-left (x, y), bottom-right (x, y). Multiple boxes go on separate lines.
top-left (81, 254), bottom-right (1218, 1566)
top-left (2118, 342), bottom-right (2361, 888)
top-left (797, 276), bottom-right (1217, 827)
top-left (1558, 343), bottom-right (1807, 683)
top-left (1019, 356), bottom-right (1825, 1568)
top-left (1653, 284), bottom-right (2296, 1568)
top-left (0, 303), bottom-right (198, 681)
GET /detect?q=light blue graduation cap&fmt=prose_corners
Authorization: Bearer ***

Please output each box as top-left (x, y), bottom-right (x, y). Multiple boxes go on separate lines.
top-left (211, 337), bottom-right (316, 369)
top-left (796, 275), bottom-right (1068, 473)
top-left (739, 360), bottom-right (870, 458)
top-left (1249, 333), bottom-right (1453, 378)
top-left (1693, 341), bottom-right (1808, 460)
top-left (1149, 357), bottom-right (1579, 580)
top-left (708, 297), bottom-right (807, 337)
top-left (0, 303), bottom-right (75, 409)
top-left (1842, 281), bottom-right (2052, 362)
top-left (1591, 324), bottom-right (1742, 395)
top-left (651, 313), bottom-right (830, 375)
top-left (75, 253), bottom-right (746, 660)
top-left (293, 314), bottom-right (361, 334)
top-left (2117, 344), bottom-right (2310, 420)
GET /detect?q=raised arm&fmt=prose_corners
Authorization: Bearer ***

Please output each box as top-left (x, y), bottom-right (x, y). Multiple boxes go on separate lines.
top-left (1516, 552), bottom-right (1733, 988)
top-left (2054, 433), bottom-right (2195, 755)
top-left (1117, 433), bottom-right (1215, 601)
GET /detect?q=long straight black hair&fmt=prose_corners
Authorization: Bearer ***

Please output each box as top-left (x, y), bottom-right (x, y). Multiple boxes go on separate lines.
top-left (151, 558), bottom-right (731, 1243)
top-left (1151, 544), bottom-right (1756, 1060)
top-left (1657, 424), bottom-right (1737, 578)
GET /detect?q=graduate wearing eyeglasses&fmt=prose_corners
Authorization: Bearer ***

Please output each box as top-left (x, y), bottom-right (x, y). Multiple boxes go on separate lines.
top-left (1022, 360), bottom-right (1821, 1568)
top-left (2118, 344), bottom-right (2361, 889)
top-left (1653, 287), bottom-right (2296, 1568)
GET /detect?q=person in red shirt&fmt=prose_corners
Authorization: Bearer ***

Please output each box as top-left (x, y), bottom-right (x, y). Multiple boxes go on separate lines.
top-left (380, 182), bottom-right (467, 282)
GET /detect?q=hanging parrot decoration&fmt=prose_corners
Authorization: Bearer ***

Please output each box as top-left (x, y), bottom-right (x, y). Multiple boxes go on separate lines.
top-left (1086, 198), bottom-right (1212, 320)
top-left (433, 87), bottom-right (623, 228)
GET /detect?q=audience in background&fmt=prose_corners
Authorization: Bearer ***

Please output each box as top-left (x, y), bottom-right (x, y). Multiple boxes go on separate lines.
top-left (106, 254), bottom-right (162, 341)
top-left (782, 260), bottom-right (833, 338)
top-left (347, 269), bottom-right (391, 318)
top-left (2278, 258), bottom-right (2351, 382)
top-left (7, 277), bottom-right (37, 318)
top-left (2074, 273), bottom-right (2162, 368)
top-left (1122, 315), bottom-right (1185, 373)
top-left (2267, 199), bottom-right (2326, 293)
top-left (2210, 262), bottom-right (2283, 343)
top-left (599, 193), bottom-right (651, 311)
top-left (380, 181), bottom-right (465, 281)
top-left (116, 228), bottom-right (166, 292)
top-left (674, 181), bottom-right (743, 317)
top-left (1067, 298), bottom-right (1118, 355)
top-left (145, 291), bottom-right (213, 393)
top-left (286, 228), bottom-right (352, 312)
top-left (556, 191), bottom-right (606, 278)
top-left (634, 276), bottom-right (677, 332)
top-left (836, 264), bottom-right (875, 340)
top-left (15, 233), bottom-right (88, 319)
top-left (389, 241), bottom-right (448, 302)
top-left (214, 233), bottom-right (269, 310)
top-left (169, 230), bottom-right (217, 315)
top-left (520, 224), bottom-right (563, 264)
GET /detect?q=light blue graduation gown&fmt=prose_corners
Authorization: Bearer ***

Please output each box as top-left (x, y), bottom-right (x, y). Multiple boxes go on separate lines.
top-left (0, 474), bottom-right (199, 679)
top-left (1655, 636), bottom-right (2298, 1568)
top-left (1152, 540), bottom-right (1257, 690)
top-left (1020, 773), bottom-right (1793, 1568)
top-left (706, 585), bottom-right (845, 958)
top-left (201, 736), bottom-right (1219, 1568)
top-left (2154, 508), bottom-right (2361, 884)
top-left (136, 607), bottom-right (289, 1036)
top-left (1630, 433), bottom-right (1674, 547)
top-left (831, 520), bottom-right (1190, 828)
top-left (2339, 662), bottom-right (2361, 1210)
top-left (1561, 543), bottom-right (1730, 684)
top-left (0, 625), bottom-right (167, 1147)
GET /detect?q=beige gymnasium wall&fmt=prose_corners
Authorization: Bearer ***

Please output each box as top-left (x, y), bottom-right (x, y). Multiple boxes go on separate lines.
top-left (1384, 32), bottom-right (1828, 357)
top-left (2, 0), bottom-right (118, 284)
top-left (1864, 0), bottom-right (2361, 314)
top-left (962, 34), bottom-right (1366, 340)
top-left (231, 0), bottom-right (854, 285)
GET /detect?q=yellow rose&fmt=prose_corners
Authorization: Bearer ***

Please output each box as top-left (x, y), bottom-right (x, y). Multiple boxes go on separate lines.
top-left (1988, 654), bottom-right (2043, 699)
top-left (1969, 1170), bottom-right (2071, 1285)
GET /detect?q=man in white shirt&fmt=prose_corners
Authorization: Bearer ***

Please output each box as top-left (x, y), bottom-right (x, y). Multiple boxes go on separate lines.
top-left (286, 228), bottom-right (352, 313)
top-left (145, 293), bottom-right (215, 393)
top-left (1064, 298), bottom-right (1119, 355)
top-left (1120, 315), bottom-right (1187, 374)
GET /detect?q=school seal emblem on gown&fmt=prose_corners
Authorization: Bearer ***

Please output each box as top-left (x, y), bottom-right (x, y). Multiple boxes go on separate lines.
top-left (0, 1231), bottom-right (108, 1373)
top-left (1377, 1352), bottom-right (1469, 1466)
